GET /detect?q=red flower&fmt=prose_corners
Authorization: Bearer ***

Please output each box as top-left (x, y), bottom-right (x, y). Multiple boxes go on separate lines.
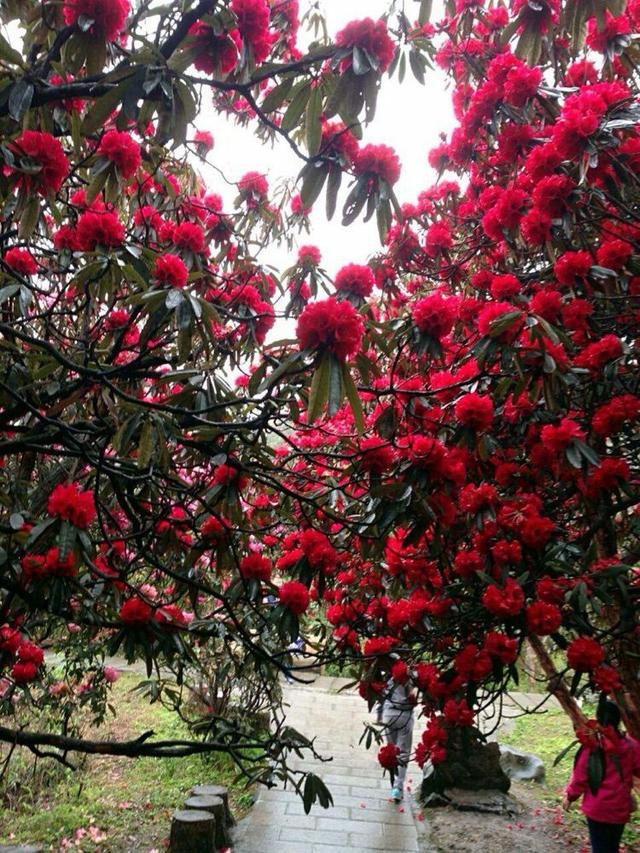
top-left (443, 698), bottom-right (474, 727)
top-left (484, 631), bottom-right (518, 664)
top-left (47, 482), bottom-right (96, 529)
top-left (154, 604), bottom-right (188, 629)
top-left (334, 263), bottom-right (375, 298)
top-left (16, 641), bottom-right (45, 667)
top-left (201, 516), bottom-right (228, 541)
top-left (567, 637), bottom-right (605, 672)
top-left (12, 661), bottom-right (39, 683)
top-left (239, 552), bottom-right (272, 582)
top-left (298, 245), bottom-right (321, 267)
top-left (119, 598), bottom-right (153, 625)
top-left (554, 250), bottom-right (592, 286)
top-left (77, 211), bottom-right (125, 250)
top-left (525, 602), bottom-right (562, 636)
top-left (454, 393), bottom-right (494, 432)
top-left (454, 643), bottom-right (492, 681)
top-left (574, 335), bottom-right (623, 373)
top-left (299, 529), bottom-right (338, 572)
top-left (358, 437), bottom-right (394, 475)
top-left (412, 293), bottom-right (456, 340)
top-left (189, 23), bottom-right (241, 76)
top-left (231, 0), bottom-right (273, 62)
top-left (172, 222), bottom-right (206, 254)
top-left (279, 580), bottom-right (310, 615)
top-left (540, 418), bottom-right (585, 453)
top-left (21, 548), bottom-right (77, 583)
top-left (96, 130), bottom-right (141, 179)
top-left (481, 578), bottom-right (525, 617)
top-left (425, 221), bottom-right (453, 257)
top-left (503, 65), bottom-right (541, 106)
top-left (354, 144), bottom-right (401, 186)
top-left (335, 18), bottom-right (396, 73)
top-left (596, 239), bottom-right (632, 272)
top-left (593, 665), bottom-right (622, 694)
top-left (212, 463), bottom-right (246, 489)
top-left (238, 171), bottom-right (269, 202)
top-left (477, 302), bottom-right (524, 340)
top-left (592, 395), bottom-right (640, 437)
top-left (63, 0), bottom-right (130, 41)
top-left (378, 742), bottom-right (400, 771)
top-left (194, 130), bottom-right (215, 152)
top-left (153, 254), bottom-right (188, 288)
top-left (586, 12), bottom-right (631, 53)
top-left (320, 121), bottom-right (360, 165)
top-left (532, 175), bottom-right (576, 218)
top-left (296, 297), bottom-right (364, 360)
top-left (585, 458), bottom-right (630, 499)
top-left (4, 248), bottom-right (37, 276)
top-left (12, 131), bottom-right (69, 196)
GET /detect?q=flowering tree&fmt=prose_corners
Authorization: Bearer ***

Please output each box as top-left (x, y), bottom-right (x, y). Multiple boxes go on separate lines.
top-left (0, 0), bottom-right (436, 806)
top-left (2, 0), bottom-right (639, 807)
top-left (263, 0), bottom-right (640, 792)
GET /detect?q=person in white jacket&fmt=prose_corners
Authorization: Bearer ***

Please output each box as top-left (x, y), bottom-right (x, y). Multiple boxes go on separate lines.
top-left (378, 676), bottom-right (415, 802)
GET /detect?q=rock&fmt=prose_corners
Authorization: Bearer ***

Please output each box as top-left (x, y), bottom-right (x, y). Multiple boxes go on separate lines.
top-left (421, 728), bottom-right (511, 800)
top-left (444, 787), bottom-right (523, 816)
top-left (0, 847), bottom-right (42, 853)
top-left (169, 809), bottom-right (216, 853)
top-left (499, 744), bottom-right (545, 783)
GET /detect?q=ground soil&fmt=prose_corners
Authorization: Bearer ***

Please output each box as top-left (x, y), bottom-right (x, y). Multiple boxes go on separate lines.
top-left (423, 782), bottom-right (640, 853)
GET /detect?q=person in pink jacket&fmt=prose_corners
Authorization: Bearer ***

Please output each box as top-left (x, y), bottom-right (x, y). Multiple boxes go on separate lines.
top-left (563, 701), bottom-right (640, 853)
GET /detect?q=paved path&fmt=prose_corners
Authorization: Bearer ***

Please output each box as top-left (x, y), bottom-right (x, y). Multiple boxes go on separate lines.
top-left (233, 677), bottom-right (423, 853)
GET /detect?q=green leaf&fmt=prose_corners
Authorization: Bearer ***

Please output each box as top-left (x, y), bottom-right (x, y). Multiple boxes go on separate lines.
top-left (341, 362), bottom-right (364, 434)
top-left (418, 0), bottom-right (433, 25)
top-left (261, 76), bottom-right (295, 113)
top-left (281, 82), bottom-right (311, 132)
top-left (84, 168), bottom-right (109, 206)
top-left (137, 421), bottom-right (155, 469)
top-left (305, 86), bottom-right (323, 156)
top-left (325, 167), bottom-right (342, 221)
top-left (352, 46), bottom-right (370, 76)
top-left (327, 355), bottom-right (343, 416)
top-left (18, 196), bottom-right (40, 239)
top-left (58, 520), bottom-right (77, 561)
top-left (307, 353), bottom-right (332, 423)
top-left (300, 163), bottom-right (328, 209)
top-left (553, 739), bottom-right (578, 767)
top-left (82, 79), bottom-right (132, 135)
top-left (0, 31), bottom-right (24, 66)
top-left (587, 747), bottom-right (605, 795)
top-left (8, 79), bottom-right (34, 122)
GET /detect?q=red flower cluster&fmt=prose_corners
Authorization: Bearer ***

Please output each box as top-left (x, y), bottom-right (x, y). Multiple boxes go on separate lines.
top-left (334, 263), bottom-right (375, 298)
top-left (77, 211), bottom-right (125, 251)
top-left (119, 598), bottom-right (153, 625)
top-left (4, 248), bottom-right (37, 276)
top-left (230, 0), bottom-right (273, 63)
top-left (21, 548), bottom-right (77, 583)
top-left (12, 131), bottom-right (69, 196)
top-left (454, 393), bottom-right (494, 432)
top-left (239, 552), bottom-right (272, 582)
top-left (154, 254), bottom-right (188, 289)
top-left (97, 130), bottom-right (141, 179)
top-left (358, 437), bottom-right (394, 475)
top-left (63, 0), bottom-right (130, 41)
top-left (47, 482), bottom-right (96, 529)
top-left (354, 144), bottom-right (401, 186)
top-left (481, 578), bottom-right (525, 617)
top-left (377, 742), bottom-right (400, 770)
top-left (412, 293), bottom-right (456, 340)
top-left (12, 641), bottom-right (45, 683)
top-left (296, 297), bottom-right (364, 360)
top-left (567, 637), bottom-right (605, 672)
top-left (189, 22), bottom-right (241, 76)
top-left (525, 602), bottom-right (562, 636)
top-left (335, 18), bottom-right (396, 73)
top-left (279, 580), bottom-right (310, 615)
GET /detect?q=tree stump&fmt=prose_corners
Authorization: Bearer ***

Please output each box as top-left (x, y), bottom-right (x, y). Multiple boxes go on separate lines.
top-left (169, 809), bottom-right (216, 853)
top-left (185, 795), bottom-right (232, 850)
top-left (191, 784), bottom-right (236, 826)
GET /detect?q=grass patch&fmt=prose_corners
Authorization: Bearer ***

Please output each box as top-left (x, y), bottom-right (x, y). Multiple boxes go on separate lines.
top-left (501, 708), bottom-right (640, 851)
top-left (1, 673), bottom-right (256, 851)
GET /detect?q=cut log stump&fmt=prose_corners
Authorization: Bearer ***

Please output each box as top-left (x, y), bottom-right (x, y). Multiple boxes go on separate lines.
top-left (191, 784), bottom-right (236, 826)
top-left (185, 795), bottom-right (232, 850)
top-left (169, 809), bottom-right (216, 853)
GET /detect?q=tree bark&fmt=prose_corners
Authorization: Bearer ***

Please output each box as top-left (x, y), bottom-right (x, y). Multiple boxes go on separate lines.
top-left (527, 635), bottom-right (587, 730)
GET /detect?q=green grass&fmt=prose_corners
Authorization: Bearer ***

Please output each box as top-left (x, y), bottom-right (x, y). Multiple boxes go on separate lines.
top-left (501, 708), bottom-right (640, 851)
top-left (1, 674), bottom-right (256, 851)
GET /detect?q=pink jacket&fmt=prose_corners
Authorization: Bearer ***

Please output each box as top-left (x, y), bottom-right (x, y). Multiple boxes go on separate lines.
top-left (566, 734), bottom-right (640, 824)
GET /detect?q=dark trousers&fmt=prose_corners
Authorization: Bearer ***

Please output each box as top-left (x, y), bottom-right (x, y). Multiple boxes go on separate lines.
top-left (587, 818), bottom-right (625, 853)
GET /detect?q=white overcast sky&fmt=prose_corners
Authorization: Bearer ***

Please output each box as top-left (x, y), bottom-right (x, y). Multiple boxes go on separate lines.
top-left (199, 0), bottom-right (454, 276)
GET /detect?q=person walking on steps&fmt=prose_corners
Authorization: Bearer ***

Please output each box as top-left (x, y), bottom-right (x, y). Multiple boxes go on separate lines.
top-left (378, 660), bottom-right (415, 803)
top-left (563, 699), bottom-right (640, 853)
